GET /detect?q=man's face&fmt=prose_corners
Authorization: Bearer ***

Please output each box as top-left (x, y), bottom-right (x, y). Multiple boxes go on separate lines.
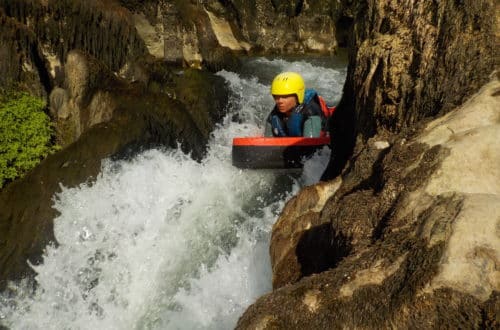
top-left (273, 94), bottom-right (298, 115)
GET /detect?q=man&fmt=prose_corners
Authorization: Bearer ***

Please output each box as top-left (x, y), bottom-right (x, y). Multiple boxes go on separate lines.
top-left (264, 72), bottom-right (328, 137)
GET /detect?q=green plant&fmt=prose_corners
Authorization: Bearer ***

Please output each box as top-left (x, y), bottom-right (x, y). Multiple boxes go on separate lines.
top-left (0, 92), bottom-right (58, 188)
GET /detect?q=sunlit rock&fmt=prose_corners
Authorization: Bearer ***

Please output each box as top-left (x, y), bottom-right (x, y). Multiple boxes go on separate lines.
top-left (418, 80), bottom-right (500, 302)
top-left (133, 12), bottom-right (164, 59)
top-left (205, 10), bottom-right (251, 52)
top-left (51, 50), bottom-right (119, 146)
top-left (40, 47), bottom-right (63, 83)
top-left (373, 140), bottom-right (390, 150)
top-left (182, 29), bottom-right (203, 69)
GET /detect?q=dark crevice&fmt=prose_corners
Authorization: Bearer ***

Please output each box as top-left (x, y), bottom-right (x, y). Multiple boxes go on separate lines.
top-left (294, 0), bottom-right (304, 16)
top-left (320, 100), bottom-right (357, 181)
top-left (270, 0), bottom-right (277, 11)
top-left (296, 224), bottom-right (352, 277)
top-left (373, 148), bottom-right (391, 192)
top-left (336, 16), bottom-right (354, 48)
top-left (30, 43), bottom-right (52, 97)
top-left (218, 0), bottom-right (243, 29)
top-left (349, 147), bottom-right (391, 195)
top-left (480, 291), bottom-right (499, 329)
top-left (372, 202), bottom-right (396, 241)
top-left (380, 17), bottom-right (391, 34)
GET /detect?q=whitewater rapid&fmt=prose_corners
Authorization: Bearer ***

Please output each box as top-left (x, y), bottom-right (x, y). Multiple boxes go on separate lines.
top-left (0, 57), bottom-right (346, 329)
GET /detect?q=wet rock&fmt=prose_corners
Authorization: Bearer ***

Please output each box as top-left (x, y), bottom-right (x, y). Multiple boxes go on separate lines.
top-left (1, 0), bottom-right (346, 93)
top-left (270, 179), bottom-right (342, 289)
top-left (0, 0), bottom-right (147, 93)
top-left (350, 0), bottom-right (496, 135)
top-left (50, 49), bottom-right (229, 147)
top-left (121, 0), bottom-right (344, 66)
top-left (0, 9), bottom-right (51, 97)
top-left (133, 12), bottom-right (165, 59)
top-left (323, 0), bottom-right (496, 183)
top-left (51, 50), bottom-right (121, 146)
top-left (237, 77), bottom-right (500, 329)
top-left (123, 1), bottom-right (244, 71)
top-left (0, 1), bottom-right (240, 289)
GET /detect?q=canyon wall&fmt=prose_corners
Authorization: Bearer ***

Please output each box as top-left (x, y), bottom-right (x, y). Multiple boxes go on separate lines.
top-left (0, 2), bottom-right (498, 328)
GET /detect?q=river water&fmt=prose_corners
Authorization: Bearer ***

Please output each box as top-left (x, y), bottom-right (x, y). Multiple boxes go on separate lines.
top-left (0, 56), bottom-right (346, 329)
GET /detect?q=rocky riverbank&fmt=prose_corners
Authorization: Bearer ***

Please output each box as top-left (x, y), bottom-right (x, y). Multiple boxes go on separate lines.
top-left (237, 75), bottom-right (500, 329)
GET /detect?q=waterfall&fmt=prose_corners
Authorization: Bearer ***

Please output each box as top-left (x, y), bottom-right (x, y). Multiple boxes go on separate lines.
top-left (0, 57), bottom-right (346, 330)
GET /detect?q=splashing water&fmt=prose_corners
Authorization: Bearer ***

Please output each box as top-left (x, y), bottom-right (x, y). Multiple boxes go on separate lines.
top-left (0, 57), bottom-right (346, 329)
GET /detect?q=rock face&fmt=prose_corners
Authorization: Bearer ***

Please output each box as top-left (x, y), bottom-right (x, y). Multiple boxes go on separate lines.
top-left (237, 76), bottom-right (500, 329)
top-left (49, 50), bottom-right (120, 145)
top-left (49, 49), bottom-right (229, 147)
top-left (325, 0), bottom-right (497, 179)
top-left (0, 0), bottom-right (345, 93)
top-left (0, 6), bottom-right (51, 98)
top-left (0, 0), bottom-right (346, 141)
top-left (0, 0), bottom-right (147, 95)
top-left (122, 0), bottom-right (342, 60)
top-left (354, 1), bottom-right (496, 134)
top-left (220, 0), bottom-right (339, 54)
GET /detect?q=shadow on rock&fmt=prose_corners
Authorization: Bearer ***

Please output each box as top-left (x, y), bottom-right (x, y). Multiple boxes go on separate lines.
top-left (296, 223), bottom-right (352, 278)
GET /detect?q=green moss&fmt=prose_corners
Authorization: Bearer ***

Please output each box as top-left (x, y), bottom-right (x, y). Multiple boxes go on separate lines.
top-left (0, 92), bottom-right (59, 188)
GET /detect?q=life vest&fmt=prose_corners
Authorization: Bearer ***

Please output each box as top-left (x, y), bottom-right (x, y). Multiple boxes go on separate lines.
top-left (268, 89), bottom-right (336, 137)
top-left (270, 111), bottom-right (303, 137)
top-left (304, 89), bottom-right (336, 119)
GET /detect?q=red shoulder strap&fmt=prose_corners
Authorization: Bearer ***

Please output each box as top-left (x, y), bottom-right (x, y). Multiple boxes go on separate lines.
top-left (318, 96), bottom-right (336, 118)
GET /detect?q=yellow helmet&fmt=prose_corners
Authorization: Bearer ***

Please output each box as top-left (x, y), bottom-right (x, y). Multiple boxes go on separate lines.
top-left (271, 72), bottom-right (305, 104)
